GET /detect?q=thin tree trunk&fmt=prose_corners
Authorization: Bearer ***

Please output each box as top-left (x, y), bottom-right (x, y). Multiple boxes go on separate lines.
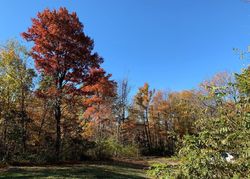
top-left (117, 122), bottom-right (120, 142)
top-left (143, 112), bottom-right (151, 151)
top-left (145, 109), bottom-right (152, 150)
top-left (55, 100), bottom-right (61, 161)
top-left (21, 85), bottom-right (26, 153)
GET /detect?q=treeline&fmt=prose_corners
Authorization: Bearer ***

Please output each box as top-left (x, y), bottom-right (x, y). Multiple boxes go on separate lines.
top-left (0, 8), bottom-right (249, 178)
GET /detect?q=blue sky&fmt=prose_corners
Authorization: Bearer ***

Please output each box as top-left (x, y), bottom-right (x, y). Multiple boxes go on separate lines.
top-left (1, 0), bottom-right (250, 93)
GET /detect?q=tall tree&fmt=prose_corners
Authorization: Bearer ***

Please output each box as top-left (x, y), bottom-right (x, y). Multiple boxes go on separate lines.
top-left (82, 68), bottom-right (116, 141)
top-left (133, 83), bottom-right (154, 151)
top-left (0, 40), bottom-right (35, 158)
top-left (115, 78), bottom-right (130, 143)
top-left (22, 7), bottom-right (103, 160)
top-left (149, 90), bottom-right (169, 152)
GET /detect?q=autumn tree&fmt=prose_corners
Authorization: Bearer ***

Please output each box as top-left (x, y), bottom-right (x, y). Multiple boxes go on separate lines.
top-left (0, 40), bottom-right (35, 160)
top-left (167, 91), bottom-right (200, 137)
top-left (22, 7), bottom-right (104, 160)
top-left (133, 83), bottom-right (154, 151)
top-left (82, 68), bottom-right (116, 140)
top-left (147, 90), bottom-right (201, 155)
top-left (149, 90), bottom-right (169, 153)
top-left (115, 78), bottom-right (131, 143)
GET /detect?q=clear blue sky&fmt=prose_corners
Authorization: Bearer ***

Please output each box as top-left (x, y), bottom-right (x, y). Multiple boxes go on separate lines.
top-left (1, 0), bottom-right (250, 93)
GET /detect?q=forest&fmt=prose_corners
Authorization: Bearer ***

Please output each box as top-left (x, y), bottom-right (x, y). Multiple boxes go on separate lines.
top-left (0, 7), bottom-right (249, 179)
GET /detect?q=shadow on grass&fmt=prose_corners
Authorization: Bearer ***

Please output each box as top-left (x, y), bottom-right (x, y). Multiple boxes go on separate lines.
top-left (82, 159), bottom-right (148, 170)
top-left (0, 164), bottom-right (147, 179)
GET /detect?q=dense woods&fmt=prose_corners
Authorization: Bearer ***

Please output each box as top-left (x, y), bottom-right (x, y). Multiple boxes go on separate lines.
top-left (0, 7), bottom-right (249, 178)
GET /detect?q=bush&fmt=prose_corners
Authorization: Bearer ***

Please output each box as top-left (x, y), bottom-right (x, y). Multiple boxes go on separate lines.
top-left (88, 137), bottom-right (139, 160)
top-left (147, 163), bottom-right (175, 179)
top-left (147, 80), bottom-right (250, 179)
top-left (148, 131), bottom-right (250, 179)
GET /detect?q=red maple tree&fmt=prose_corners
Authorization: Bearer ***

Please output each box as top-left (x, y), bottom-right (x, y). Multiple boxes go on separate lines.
top-left (22, 7), bottom-right (108, 160)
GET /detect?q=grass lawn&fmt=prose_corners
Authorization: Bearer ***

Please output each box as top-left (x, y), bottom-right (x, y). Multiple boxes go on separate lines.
top-left (0, 157), bottom-right (177, 178)
top-left (0, 159), bottom-right (150, 179)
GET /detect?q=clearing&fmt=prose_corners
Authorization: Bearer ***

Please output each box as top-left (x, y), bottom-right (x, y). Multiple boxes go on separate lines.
top-left (0, 157), bottom-right (175, 179)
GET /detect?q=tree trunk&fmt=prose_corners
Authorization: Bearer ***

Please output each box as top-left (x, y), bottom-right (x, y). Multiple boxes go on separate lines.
top-left (21, 86), bottom-right (26, 153)
top-left (55, 100), bottom-right (61, 161)
top-left (145, 109), bottom-right (152, 151)
top-left (117, 122), bottom-right (120, 142)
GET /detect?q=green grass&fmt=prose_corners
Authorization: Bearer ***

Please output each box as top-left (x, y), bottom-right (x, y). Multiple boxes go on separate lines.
top-left (0, 157), bottom-right (177, 178)
top-left (0, 162), bottom-right (148, 179)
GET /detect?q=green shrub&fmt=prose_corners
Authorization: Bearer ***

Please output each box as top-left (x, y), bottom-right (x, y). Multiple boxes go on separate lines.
top-left (147, 163), bottom-right (176, 179)
top-left (148, 77), bottom-right (250, 179)
top-left (148, 126), bottom-right (250, 178)
top-left (88, 137), bottom-right (139, 160)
